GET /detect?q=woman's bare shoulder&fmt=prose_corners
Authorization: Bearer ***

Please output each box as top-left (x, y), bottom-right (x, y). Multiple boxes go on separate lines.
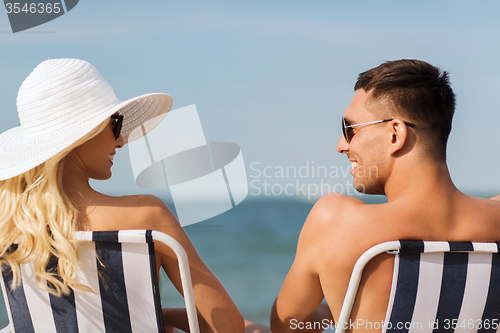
top-left (93, 194), bottom-right (179, 231)
top-left (111, 194), bottom-right (167, 208)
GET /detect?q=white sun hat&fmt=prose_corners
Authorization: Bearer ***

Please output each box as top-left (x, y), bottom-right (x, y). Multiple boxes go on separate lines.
top-left (0, 58), bottom-right (172, 181)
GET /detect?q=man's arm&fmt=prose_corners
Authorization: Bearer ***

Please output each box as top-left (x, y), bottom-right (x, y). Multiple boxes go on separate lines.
top-left (491, 194), bottom-right (500, 202)
top-left (271, 196), bottom-right (343, 333)
top-left (270, 253), bottom-right (329, 333)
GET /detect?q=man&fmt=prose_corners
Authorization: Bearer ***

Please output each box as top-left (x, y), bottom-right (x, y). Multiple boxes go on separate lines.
top-left (270, 59), bottom-right (500, 332)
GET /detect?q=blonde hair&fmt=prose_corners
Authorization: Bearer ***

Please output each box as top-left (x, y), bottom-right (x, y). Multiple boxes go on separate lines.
top-left (0, 119), bottom-right (110, 296)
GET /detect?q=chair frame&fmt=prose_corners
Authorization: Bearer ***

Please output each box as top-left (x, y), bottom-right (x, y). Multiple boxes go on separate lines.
top-left (148, 230), bottom-right (200, 333)
top-left (335, 241), bottom-right (400, 333)
top-left (0, 230), bottom-right (200, 333)
top-left (336, 240), bottom-right (500, 333)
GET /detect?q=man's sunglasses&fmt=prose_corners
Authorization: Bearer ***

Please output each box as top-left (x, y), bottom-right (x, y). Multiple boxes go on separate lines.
top-left (111, 115), bottom-right (124, 140)
top-left (342, 118), bottom-right (415, 143)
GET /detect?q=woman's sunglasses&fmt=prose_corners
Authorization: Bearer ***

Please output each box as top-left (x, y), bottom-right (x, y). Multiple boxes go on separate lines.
top-left (111, 115), bottom-right (124, 140)
top-left (342, 118), bottom-right (415, 143)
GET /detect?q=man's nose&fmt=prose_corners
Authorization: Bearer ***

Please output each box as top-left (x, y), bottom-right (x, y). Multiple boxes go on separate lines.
top-left (337, 136), bottom-right (348, 154)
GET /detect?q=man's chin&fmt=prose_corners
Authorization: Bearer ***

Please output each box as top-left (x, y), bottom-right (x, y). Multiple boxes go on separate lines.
top-left (354, 182), bottom-right (385, 195)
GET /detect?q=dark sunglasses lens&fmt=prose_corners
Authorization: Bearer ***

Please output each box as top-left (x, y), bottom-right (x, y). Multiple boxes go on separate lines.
top-left (111, 116), bottom-right (123, 140)
top-left (346, 127), bottom-right (354, 143)
top-left (342, 119), bottom-right (351, 143)
top-left (115, 118), bottom-right (122, 139)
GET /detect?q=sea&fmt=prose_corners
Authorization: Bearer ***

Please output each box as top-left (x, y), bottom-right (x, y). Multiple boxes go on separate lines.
top-left (0, 193), bottom-right (494, 330)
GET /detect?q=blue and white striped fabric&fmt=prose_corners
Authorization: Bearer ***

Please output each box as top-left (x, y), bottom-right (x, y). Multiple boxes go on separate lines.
top-left (383, 240), bottom-right (500, 333)
top-left (0, 230), bottom-right (165, 333)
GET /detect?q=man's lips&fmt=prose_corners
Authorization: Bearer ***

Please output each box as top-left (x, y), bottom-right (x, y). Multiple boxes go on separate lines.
top-left (350, 161), bottom-right (358, 175)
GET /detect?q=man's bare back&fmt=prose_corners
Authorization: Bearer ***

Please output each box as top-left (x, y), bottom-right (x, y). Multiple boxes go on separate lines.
top-left (271, 60), bottom-right (500, 332)
top-left (297, 193), bottom-right (500, 332)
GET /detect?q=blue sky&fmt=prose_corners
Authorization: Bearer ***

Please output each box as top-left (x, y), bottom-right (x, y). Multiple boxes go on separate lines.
top-left (1, 0), bottom-right (500, 201)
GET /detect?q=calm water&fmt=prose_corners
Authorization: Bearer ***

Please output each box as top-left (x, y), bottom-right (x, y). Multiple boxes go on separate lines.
top-left (162, 199), bottom-right (316, 325)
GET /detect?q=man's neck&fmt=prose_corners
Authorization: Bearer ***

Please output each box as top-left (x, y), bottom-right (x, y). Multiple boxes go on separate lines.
top-left (384, 159), bottom-right (458, 203)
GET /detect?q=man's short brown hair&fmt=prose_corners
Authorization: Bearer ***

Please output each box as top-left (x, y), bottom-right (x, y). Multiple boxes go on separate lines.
top-left (355, 59), bottom-right (456, 160)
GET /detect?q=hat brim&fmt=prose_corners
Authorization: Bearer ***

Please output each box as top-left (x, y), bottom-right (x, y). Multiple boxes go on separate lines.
top-left (113, 92), bottom-right (172, 144)
top-left (0, 93), bottom-right (172, 181)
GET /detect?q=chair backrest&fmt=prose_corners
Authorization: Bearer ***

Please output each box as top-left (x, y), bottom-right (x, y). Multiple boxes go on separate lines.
top-left (0, 230), bottom-right (200, 333)
top-left (337, 240), bottom-right (500, 333)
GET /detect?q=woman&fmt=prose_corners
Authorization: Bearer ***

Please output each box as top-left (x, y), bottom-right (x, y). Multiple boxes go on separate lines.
top-left (0, 58), bottom-right (244, 332)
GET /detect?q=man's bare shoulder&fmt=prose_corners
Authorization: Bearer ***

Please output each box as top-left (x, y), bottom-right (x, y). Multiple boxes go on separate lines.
top-left (468, 194), bottom-right (500, 209)
top-left (456, 194), bottom-right (500, 236)
top-left (304, 193), bottom-right (386, 233)
top-left (308, 193), bottom-right (366, 219)
top-left (298, 194), bottom-right (387, 266)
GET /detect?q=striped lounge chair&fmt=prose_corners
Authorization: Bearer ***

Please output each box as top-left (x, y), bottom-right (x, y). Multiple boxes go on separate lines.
top-left (0, 230), bottom-right (200, 333)
top-left (336, 240), bottom-right (500, 333)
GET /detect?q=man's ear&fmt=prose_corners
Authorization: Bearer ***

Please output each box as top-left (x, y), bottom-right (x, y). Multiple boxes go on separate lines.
top-left (388, 119), bottom-right (409, 156)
